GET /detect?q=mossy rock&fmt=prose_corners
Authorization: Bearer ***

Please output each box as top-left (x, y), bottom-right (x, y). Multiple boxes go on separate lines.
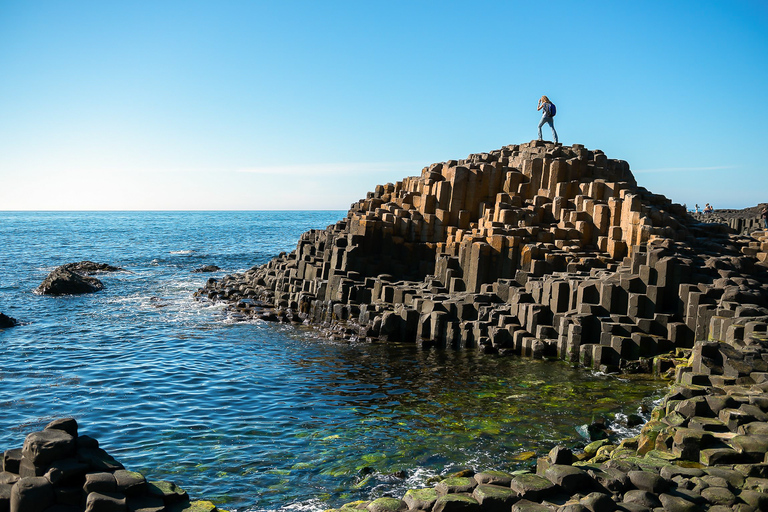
top-left (447, 469), bottom-right (475, 478)
top-left (366, 497), bottom-right (407, 512)
top-left (595, 445), bottom-right (616, 458)
top-left (404, 488), bottom-right (438, 510)
top-left (644, 449), bottom-right (679, 461)
top-left (584, 438), bottom-right (611, 457)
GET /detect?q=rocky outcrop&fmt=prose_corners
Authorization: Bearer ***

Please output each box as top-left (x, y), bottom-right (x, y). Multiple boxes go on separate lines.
top-left (197, 141), bottom-right (768, 374)
top-left (36, 261), bottom-right (122, 296)
top-left (0, 313), bottom-right (18, 328)
top-left (0, 418), bottom-right (228, 512)
top-left (36, 268), bottom-right (104, 296)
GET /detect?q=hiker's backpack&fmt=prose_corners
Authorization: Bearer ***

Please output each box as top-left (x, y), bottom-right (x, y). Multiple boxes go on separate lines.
top-left (546, 102), bottom-right (557, 117)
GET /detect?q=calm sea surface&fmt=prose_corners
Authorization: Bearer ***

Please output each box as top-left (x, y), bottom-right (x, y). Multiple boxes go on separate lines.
top-left (0, 211), bottom-right (666, 511)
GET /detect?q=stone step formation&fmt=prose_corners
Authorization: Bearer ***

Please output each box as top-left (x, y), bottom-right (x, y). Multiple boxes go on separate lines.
top-left (197, 141), bottom-right (768, 374)
top-left (0, 418), bottom-right (226, 512)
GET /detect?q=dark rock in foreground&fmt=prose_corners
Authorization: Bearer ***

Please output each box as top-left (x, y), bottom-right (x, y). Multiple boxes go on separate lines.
top-left (36, 261), bottom-right (122, 296)
top-left (0, 313), bottom-right (18, 328)
top-left (0, 418), bottom-right (227, 512)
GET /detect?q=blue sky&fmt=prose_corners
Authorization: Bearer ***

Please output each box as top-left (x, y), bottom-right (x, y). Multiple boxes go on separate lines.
top-left (0, 1), bottom-right (766, 210)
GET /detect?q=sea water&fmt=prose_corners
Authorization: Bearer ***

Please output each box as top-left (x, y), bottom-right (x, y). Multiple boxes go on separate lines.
top-left (0, 211), bottom-right (665, 511)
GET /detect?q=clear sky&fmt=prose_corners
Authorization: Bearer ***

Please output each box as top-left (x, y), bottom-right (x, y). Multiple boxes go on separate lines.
top-left (1, 1), bottom-right (766, 210)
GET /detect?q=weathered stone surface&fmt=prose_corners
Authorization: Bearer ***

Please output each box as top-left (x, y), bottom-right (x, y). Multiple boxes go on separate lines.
top-left (626, 470), bottom-right (668, 493)
top-left (509, 473), bottom-right (557, 501)
top-left (432, 493), bottom-right (481, 512)
top-left (83, 472), bottom-right (117, 494)
top-left (473, 470), bottom-right (513, 486)
top-left (44, 418), bottom-right (78, 438)
top-left (621, 490), bottom-right (661, 509)
top-left (21, 430), bottom-right (75, 467)
top-left (544, 465), bottom-right (593, 494)
top-left (10, 476), bottom-right (55, 512)
top-left (471, 484), bottom-right (519, 511)
top-left (84, 491), bottom-right (127, 512)
top-left (657, 492), bottom-right (701, 512)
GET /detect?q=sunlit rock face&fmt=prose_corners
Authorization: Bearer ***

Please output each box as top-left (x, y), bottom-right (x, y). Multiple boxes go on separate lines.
top-left (199, 141), bottom-right (768, 374)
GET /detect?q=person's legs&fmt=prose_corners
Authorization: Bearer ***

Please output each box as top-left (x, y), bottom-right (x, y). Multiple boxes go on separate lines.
top-left (537, 116), bottom-right (546, 141)
top-left (547, 118), bottom-right (559, 143)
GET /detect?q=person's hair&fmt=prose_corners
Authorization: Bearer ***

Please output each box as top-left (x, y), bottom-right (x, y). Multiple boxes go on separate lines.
top-left (540, 95), bottom-right (550, 103)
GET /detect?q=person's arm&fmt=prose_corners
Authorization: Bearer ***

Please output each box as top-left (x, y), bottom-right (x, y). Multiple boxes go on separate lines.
top-left (537, 100), bottom-right (543, 111)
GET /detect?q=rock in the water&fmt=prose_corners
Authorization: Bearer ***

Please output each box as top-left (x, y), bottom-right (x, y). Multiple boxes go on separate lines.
top-left (0, 312), bottom-right (18, 328)
top-left (192, 265), bottom-right (221, 273)
top-left (60, 261), bottom-right (122, 274)
top-left (36, 268), bottom-right (104, 295)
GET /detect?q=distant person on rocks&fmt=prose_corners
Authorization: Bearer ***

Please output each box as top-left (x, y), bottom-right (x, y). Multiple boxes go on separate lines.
top-left (537, 95), bottom-right (558, 144)
top-left (761, 206), bottom-right (768, 229)
top-left (695, 204), bottom-right (700, 213)
top-left (704, 203), bottom-right (713, 214)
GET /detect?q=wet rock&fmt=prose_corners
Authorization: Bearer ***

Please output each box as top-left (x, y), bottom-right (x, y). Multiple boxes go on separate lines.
top-left (36, 267), bottom-right (104, 295)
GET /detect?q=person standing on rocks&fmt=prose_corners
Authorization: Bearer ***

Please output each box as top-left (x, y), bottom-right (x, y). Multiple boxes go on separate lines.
top-left (761, 206), bottom-right (768, 229)
top-left (537, 95), bottom-right (558, 144)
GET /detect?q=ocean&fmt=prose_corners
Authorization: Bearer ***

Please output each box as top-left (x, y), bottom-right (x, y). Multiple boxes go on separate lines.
top-left (0, 211), bottom-right (665, 511)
